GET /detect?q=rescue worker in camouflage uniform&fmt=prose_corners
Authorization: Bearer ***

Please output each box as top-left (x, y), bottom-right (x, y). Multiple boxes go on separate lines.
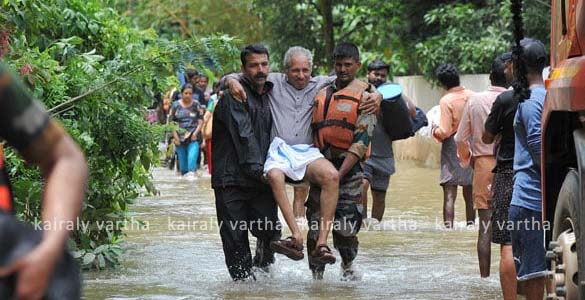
top-left (0, 64), bottom-right (87, 299)
top-left (307, 42), bottom-right (376, 280)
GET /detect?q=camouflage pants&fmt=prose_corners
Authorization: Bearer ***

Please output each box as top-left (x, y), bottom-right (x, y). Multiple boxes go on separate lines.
top-left (306, 166), bottom-right (363, 272)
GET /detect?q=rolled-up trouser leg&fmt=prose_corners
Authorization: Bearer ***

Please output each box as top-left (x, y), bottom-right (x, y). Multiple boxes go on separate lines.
top-left (333, 170), bottom-right (363, 266)
top-left (248, 188), bottom-right (281, 268)
top-left (306, 186), bottom-right (325, 273)
top-left (215, 187), bottom-right (253, 280)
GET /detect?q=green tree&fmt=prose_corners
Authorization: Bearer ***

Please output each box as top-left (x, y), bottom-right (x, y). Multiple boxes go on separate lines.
top-left (113, 0), bottom-right (265, 43)
top-left (1, 0), bottom-right (239, 269)
top-left (111, 0), bottom-right (551, 77)
top-left (251, 0), bottom-right (550, 77)
top-left (414, 1), bottom-right (512, 77)
top-left (414, 0), bottom-right (550, 79)
top-left (250, 0), bottom-right (406, 73)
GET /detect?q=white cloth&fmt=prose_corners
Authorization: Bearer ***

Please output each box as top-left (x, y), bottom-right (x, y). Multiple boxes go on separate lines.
top-left (418, 105), bottom-right (441, 139)
top-left (263, 137), bottom-right (324, 181)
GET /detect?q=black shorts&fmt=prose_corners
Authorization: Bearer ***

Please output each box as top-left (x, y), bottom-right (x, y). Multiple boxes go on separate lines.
top-left (491, 163), bottom-right (514, 245)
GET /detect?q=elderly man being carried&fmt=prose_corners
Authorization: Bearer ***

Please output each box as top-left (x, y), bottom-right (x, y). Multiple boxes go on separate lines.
top-left (224, 46), bottom-right (380, 274)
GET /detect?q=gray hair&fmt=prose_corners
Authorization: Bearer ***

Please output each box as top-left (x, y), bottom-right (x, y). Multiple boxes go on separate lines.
top-left (283, 46), bottom-right (313, 70)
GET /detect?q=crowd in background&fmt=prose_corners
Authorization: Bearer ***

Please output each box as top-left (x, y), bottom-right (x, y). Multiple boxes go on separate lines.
top-left (147, 69), bottom-right (220, 179)
top-left (141, 37), bottom-right (549, 299)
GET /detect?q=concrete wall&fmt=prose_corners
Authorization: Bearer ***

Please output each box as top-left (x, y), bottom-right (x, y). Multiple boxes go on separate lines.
top-left (392, 74), bottom-right (491, 168)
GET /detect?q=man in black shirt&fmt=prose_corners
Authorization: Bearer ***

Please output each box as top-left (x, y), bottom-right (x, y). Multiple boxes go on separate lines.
top-left (482, 52), bottom-right (517, 300)
top-left (212, 44), bottom-right (280, 280)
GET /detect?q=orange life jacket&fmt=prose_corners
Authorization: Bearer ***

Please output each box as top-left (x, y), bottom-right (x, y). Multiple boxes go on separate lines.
top-left (0, 144), bottom-right (13, 213)
top-left (311, 79), bottom-right (368, 150)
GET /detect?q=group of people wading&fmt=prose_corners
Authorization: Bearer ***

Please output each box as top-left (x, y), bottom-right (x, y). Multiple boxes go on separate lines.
top-left (431, 37), bottom-right (548, 300)
top-left (0, 0), bottom-right (549, 297)
top-left (211, 35), bottom-right (550, 300)
top-left (210, 41), bottom-right (428, 281)
top-left (0, 37), bottom-right (549, 300)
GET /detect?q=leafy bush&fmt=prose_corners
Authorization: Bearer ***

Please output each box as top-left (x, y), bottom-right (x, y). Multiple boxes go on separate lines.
top-left (1, 0), bottom-right (239, 269)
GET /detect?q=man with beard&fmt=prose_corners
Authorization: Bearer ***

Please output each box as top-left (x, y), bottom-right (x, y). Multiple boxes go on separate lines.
top-left (212, 44), bottom-right (281, 281)
top-left (361, 60), bottom-right (416, 222)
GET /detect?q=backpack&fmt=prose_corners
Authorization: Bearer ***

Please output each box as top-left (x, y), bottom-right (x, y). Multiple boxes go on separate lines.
top-left (377, 83), bottom-right (414, 141)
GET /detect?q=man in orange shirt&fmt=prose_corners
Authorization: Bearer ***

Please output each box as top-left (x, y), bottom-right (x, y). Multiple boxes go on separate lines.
top-left (431, 64), bottom-right (474, 228)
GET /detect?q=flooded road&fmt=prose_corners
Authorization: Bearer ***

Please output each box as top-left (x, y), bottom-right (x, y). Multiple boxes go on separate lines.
top-left (83, 161), bottom-right (504, 299)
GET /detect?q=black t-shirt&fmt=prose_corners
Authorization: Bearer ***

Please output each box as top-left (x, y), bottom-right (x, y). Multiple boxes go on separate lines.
top-left (484, 90), bottom-right (518, 164)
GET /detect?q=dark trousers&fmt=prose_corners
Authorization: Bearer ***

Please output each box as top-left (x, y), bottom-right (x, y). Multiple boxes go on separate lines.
top-left (214, 186), bottom-right (281, 280)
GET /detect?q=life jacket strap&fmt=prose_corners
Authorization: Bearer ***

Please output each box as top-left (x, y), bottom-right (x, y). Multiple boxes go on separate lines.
top-left (311, 119), bottom-right (356, 131)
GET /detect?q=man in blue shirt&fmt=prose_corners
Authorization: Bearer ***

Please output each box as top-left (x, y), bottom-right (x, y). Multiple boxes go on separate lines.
top-left (509, 37), bottom-right (547, 300)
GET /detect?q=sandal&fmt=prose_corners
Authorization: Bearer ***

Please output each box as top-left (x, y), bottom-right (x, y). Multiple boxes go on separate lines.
top-left (270, 237), bottom-right (304, 261)
top-left (310, 244), bottom-right (336, 265)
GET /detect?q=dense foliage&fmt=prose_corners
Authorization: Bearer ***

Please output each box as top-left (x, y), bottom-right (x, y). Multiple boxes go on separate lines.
top-left (414, 2), bottom-right (513, 77)
top-left (1, 0), bottom-right (239, 269)
top-left (113, 0), bottom-right (264, 44)
top-left (0, 0), bottom-right (551, 271)
top-left (250, 0), bottom-right (549, 78)
top-left (106, 0), bottom-right (550, 78)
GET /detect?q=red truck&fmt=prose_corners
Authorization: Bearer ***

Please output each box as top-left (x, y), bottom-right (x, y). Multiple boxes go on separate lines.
top-left (542, 1), bottom-right (585, 299)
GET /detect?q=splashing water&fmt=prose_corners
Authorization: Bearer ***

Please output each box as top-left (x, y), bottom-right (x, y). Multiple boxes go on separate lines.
top-left (84, 161), bottom-right (504, 300)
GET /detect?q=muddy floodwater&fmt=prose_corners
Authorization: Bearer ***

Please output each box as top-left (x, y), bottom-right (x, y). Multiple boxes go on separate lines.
top-left (83, 161), bottom-right (505, 299)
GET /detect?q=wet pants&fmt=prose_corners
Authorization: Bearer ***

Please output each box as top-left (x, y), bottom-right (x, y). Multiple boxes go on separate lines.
top-left (214, 186), bottom-right (281, 280)
top-left (176, 141), bottom-right (199, 174)
top-left (306, 165), bottom-right (363, 272)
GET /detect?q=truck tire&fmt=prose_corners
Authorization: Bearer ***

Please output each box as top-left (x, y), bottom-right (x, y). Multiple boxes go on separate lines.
top-left (548, 169), bottom-right (580, 300)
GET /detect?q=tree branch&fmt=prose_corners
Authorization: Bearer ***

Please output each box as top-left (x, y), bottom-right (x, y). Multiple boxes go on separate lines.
top-left (50, 105), bottom-right (75, 117)
top-left (161, 6), bottom-right (191, 38)
top-left (533, 0), bottom-right (551, 8)
top-left (338, 20), bottom-right (374, 42)
top-left (310, 0), bottom-right (322, 16)
top-left (48, 67), bottom-right (143, 114)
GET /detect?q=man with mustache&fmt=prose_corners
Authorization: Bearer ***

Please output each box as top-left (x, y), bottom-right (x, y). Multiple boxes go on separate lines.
top-left (223, 47), bottom-right (380, 274)
top-left (212, 44), bottom-right (281, 281)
